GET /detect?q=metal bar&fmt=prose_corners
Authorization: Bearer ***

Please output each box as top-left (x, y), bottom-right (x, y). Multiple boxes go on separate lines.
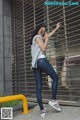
top-left (0, 94), bottom-right (30, 114)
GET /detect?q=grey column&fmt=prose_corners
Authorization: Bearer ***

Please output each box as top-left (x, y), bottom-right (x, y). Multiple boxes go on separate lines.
top-left (0, 0), bottom-right (12, 96)
top-left (0, 0), bottom-right (4, 95)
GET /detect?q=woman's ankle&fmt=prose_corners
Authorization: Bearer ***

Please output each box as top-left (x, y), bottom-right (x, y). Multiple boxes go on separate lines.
top-left (51, 99), bottom-right (57, 102)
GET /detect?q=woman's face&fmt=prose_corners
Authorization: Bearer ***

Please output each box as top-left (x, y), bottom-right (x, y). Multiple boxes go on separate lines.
top-left (38, 27), bottom-right (46, 36)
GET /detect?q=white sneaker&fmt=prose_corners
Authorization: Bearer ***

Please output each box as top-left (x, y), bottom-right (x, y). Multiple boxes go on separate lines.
top-left (49, 100), bottom-right (61, 112)
top-left (40, 108), bottom-right (47, 117)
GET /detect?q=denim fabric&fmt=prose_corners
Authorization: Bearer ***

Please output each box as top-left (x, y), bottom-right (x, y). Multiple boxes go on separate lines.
top-left (33, 58), bottom-right (58, 110)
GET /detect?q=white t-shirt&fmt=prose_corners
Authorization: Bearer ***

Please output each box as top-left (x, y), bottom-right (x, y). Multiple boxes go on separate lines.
top-left (31, 34), bottom-right (46, 68)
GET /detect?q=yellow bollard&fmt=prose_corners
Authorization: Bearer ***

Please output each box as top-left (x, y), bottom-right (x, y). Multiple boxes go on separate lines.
top-left (0, 94), bottom-right (30, 114)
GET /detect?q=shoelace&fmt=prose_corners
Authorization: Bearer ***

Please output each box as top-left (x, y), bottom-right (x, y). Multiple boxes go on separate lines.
top-left (54, 103), bottom-right (60, 108)
top-left (40, 108), bottom-right (47, 114)
top-left (51, 101), bottom-right (60, 108)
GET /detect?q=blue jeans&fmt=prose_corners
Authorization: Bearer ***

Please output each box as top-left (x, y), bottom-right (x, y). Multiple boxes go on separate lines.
top-left (33, 58), bottom-right (58, 110)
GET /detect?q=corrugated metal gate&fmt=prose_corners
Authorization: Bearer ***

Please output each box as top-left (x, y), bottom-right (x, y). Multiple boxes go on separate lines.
top-left (11, 0), bottom-right (80, 105)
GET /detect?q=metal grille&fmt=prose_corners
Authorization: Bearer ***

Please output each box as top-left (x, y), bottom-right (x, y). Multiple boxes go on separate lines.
top-left (11, 0), bottom-right (80, 105)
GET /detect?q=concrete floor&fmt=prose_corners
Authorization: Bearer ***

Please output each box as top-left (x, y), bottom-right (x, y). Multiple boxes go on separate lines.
top-left (12, 104), bottom-right (80, 120)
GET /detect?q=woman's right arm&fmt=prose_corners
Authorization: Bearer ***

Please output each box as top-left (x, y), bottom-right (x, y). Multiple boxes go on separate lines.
top-left (35, 33), bottom-right (48, 52)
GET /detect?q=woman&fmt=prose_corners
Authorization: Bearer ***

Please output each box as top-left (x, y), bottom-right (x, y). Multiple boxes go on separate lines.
top-left (30, 22), bottom-right (61, 117)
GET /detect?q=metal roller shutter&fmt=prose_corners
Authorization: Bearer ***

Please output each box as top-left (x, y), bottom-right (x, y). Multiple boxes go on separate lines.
top-left (11, 0), bottom-right (80, 105)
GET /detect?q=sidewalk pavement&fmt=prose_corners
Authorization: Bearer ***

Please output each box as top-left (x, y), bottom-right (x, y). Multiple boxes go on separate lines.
top-left (13, 104), bottom-right (80, 120)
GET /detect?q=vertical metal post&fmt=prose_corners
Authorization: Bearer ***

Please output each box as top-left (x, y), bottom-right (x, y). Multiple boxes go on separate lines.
top-left (46, 0), bottom-right (51, 59)
top-left (23, 0), bottom-right (27, 92)
top-left (62, 1), bottom-right (71, 91)
top-left (33, 0), bottom-right (36, 29)
top-left (46, 0), bottom-right (49, 32)
top-left (62, 3), bottom-right (68, 56)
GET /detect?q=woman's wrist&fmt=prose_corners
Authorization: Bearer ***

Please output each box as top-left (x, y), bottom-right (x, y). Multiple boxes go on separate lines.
top-left (55, 27), bottom-right (58, 31)
top-left (45, 38), bottom-right (48, 41)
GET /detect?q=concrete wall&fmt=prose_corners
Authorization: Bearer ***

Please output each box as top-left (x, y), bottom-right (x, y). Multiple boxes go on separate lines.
top-left (0, 0), bottom-right (12, 96)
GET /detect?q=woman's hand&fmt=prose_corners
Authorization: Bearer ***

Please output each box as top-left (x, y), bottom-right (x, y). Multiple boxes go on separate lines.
top-left (56, 22), bottom-right (61, 29)
top-left (48, 22), bottom-right (61, 37)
